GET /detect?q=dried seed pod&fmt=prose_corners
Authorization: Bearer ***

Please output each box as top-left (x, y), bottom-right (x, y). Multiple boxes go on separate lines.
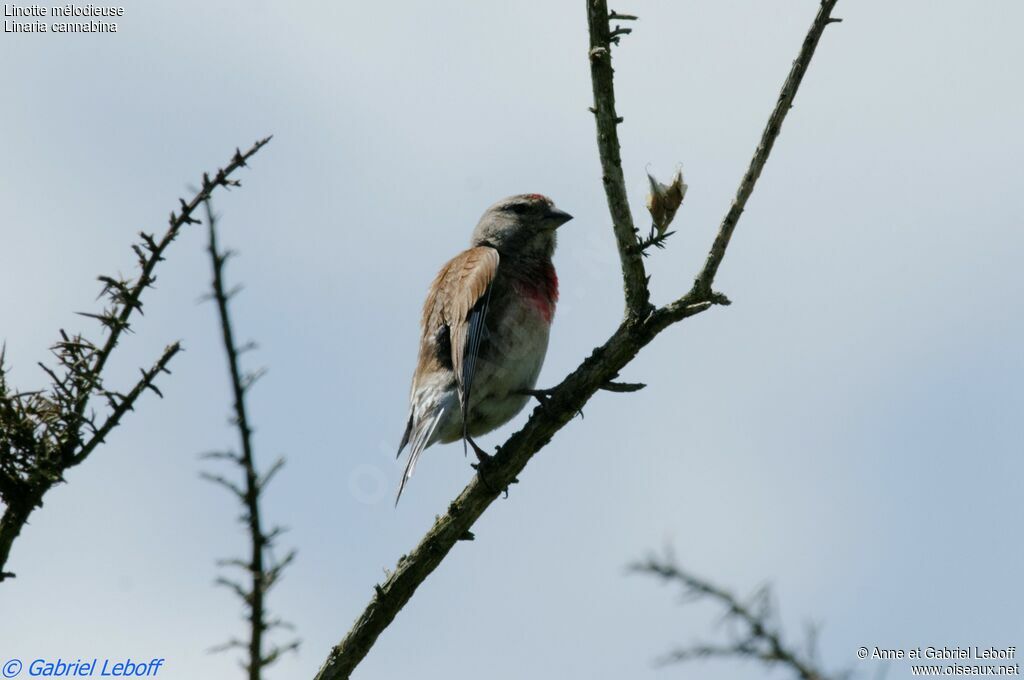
top-left (646, 168), bottom-right (687, 235)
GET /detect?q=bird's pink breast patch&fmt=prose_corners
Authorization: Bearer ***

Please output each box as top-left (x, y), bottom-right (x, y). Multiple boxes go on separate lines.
top-left (522, 262), bottom-right (558, 323)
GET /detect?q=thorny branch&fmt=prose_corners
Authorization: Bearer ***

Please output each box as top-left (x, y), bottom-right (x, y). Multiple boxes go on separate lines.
top-left (0, 137), bottom-right (272, 581)
top-left (632, 551), bottom-right (842, 680)
top-left (203, 201), bottom-right (298, 679)
top-left (314, 2), bottom-right (841, 678)
top-left (587, 1), bottom-right (650, 319)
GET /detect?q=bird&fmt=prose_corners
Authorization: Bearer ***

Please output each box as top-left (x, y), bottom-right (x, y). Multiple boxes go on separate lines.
top-left (395, 194), bottom-right (573, 503)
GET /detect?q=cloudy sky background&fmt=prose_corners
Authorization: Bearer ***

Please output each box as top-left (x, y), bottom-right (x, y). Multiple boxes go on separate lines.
top-left (2, 1), bottom-right (1022, 678)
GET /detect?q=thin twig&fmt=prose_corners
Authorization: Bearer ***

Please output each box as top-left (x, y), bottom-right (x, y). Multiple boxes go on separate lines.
top-left (72, 344), bottom-right (180, 463)
top-left (690, 2), bottom-right (840, 297)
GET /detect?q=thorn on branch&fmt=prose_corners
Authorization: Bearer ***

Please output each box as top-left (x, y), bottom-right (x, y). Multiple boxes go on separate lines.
top-left (257, 457), bottom-right (286, 492)
top-left (601, 381), bottom-right (646, 393)
top-left (236, 341), bottom-right (258, 355)
top-left (608, 10), bottom-right (638, 21)
top-left (200, 471), bottom-right (246, 500)
top-left (261, 640), bottom-right (301, 667)
top-left (214, 576), bottom-right (252, 604)
top-left (201, 450), bottom-right (241, 462)
top-left (609, 26), bottom-right (632, 44)
top-left (75, 311), bottom-right (130, 333)
top-left (216, 557), bottom-right (250, 571)
top-left (241, 367), bottom-right (267, 392)
top-left (207, 638), bottom-right (247, 655)
top-left (263, 525), bottom-right (289, 545)
top-left (708, 291), bottom-right (732, 306)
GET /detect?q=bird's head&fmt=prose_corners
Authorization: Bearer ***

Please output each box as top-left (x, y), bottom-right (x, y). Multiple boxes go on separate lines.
top-left (471, 194), bottom-right (573, 259)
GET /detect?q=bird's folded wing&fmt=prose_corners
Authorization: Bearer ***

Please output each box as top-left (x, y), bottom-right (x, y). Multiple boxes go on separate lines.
top-left (425, 246), bottom-right (499, 419)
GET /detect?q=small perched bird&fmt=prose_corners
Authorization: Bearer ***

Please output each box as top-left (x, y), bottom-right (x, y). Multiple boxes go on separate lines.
top-left (395, 194), bottom-right (572, 503)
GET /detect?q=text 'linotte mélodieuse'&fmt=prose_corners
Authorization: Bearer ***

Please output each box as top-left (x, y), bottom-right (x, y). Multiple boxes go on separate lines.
top-left (4, 4), bottom-right (125, 33)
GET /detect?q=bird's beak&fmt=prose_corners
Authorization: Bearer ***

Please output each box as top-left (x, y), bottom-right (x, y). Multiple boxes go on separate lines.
top-left (548, 207), bottom-right (574, 228)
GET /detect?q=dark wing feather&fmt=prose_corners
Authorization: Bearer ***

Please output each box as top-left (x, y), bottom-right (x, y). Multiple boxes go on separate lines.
top-left (432, 246), bottom-right (499, 440)
top-left (460, 285), bottom-right (493, 439)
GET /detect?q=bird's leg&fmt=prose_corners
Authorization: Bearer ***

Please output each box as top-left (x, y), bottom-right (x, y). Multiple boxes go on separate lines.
top-left (468, 437), bottom-right (518, 498)
top-left (466, 436), bottom-right (492, 466)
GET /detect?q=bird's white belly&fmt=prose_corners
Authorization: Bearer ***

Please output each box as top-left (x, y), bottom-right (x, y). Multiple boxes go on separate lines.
top-left (436, 296), bottom-right (551, 442)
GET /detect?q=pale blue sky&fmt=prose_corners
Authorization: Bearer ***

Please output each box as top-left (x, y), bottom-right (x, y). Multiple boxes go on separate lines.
top-left (1, 2), bottom-right (1022, 679)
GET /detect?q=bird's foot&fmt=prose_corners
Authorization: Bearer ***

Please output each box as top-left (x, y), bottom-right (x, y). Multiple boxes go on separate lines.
top-left (468, 438), bottom-right (517, 498)
top-left (515, 387), bottom-right (585, 420)
top-left (516, 387), bottom-right (555, 409)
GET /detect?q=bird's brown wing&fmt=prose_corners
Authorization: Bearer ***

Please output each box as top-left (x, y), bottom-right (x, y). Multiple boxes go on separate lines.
top-left (421, 245), bottom-right (499, 424)
top-left (395, 246), bottom-right (499, 503)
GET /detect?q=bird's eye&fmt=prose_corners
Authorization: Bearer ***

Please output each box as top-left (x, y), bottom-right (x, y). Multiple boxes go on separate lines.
top-left (505, 203), bottom-right (529, 215)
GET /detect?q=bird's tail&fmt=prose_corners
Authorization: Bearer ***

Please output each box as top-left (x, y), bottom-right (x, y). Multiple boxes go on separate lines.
top-left (395, 406), bottom-right (445, 505)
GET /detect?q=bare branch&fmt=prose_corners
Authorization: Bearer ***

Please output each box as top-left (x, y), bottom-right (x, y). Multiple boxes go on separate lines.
top-left (691, 1), bottom-right (840, 297)
top-left (66, 136), bottom-right (274, 451)
top-left (72, 343), bottom-right (180, 464)
top-left (0, 138), bottom-right (272, 580)
top-left (632, 552), bottom-right (839, 680)
top-left (587, 0), bottom-right (651, 319)
top-left (203, 200), bottom-right (297, 678)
